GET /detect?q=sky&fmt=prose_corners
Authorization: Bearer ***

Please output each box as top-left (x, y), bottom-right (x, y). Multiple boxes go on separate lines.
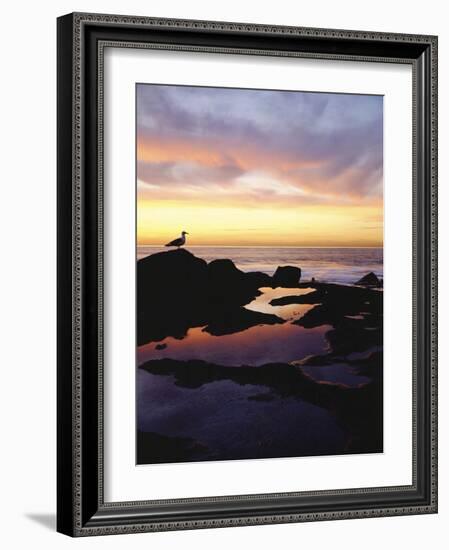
top-left (136, 84), bottom-right (383, 247)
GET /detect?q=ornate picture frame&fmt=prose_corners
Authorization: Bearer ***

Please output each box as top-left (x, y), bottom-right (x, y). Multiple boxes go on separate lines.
top-left (57, 12), bottom-right (437, 536)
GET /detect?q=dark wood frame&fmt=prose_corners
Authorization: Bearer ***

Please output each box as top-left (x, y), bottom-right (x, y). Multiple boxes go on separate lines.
top-left (57, 12), bottom-right (438, 537)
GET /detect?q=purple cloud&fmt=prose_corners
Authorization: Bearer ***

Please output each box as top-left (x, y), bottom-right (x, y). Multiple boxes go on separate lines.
top-left (136, 84), bottom-right (383, 204)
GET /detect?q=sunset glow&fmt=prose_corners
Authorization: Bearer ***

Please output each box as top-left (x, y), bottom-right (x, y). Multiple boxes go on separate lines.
top-left (136, 84), bottom-right (383, 247)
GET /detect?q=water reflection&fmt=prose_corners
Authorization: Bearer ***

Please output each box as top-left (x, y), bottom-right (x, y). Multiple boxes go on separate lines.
top-left (138, 371), bottom-right (347, 460)
top-left (137, 286), bottom-right (331, 366)
top-left (137, 285), bottom-right (381, 463)
top-left (245, 286), bottom-right (315, 320)
top-left (138, 322), bottom-right (331, 367)
top-left (299, 363), bottom-right (370, 387)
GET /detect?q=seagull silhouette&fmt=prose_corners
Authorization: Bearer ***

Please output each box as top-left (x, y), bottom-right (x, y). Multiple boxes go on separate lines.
top-left (165, 231), bottom-right (189, 248)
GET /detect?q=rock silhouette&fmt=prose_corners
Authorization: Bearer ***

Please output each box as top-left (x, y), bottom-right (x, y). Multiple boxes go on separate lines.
top-left (204, 307), bottom-right (284, 336)
top-left (269, 282), bottom-right (383, 358)
top-left (355, 271), bottom-right (382, 288)
top-left (137, 250), bottom-right (384, 463)
top-left (137, 249), bottom-right (209, 344)
top-left (272, 265), bottom-right (302, 287)
top-left (207, 259), bottom-right (262, 307)
top-left (137, 251), bottom-right (383, 346)
top-left (137, 249), bottom-right (283, 345)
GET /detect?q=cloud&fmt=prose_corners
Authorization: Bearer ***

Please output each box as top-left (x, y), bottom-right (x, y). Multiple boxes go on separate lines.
top-left (136, 84), bottom-right (383, 206)
top-left (137, 158), bottom-right (244, 187)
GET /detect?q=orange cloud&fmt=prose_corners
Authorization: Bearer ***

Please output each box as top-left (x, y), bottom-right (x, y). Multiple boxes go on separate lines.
top-left (136, 84), bottom-right (383, 247)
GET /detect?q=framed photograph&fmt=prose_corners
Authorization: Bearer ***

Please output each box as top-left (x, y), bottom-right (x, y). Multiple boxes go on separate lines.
top-left (57, 12), bottom-right (438, 536)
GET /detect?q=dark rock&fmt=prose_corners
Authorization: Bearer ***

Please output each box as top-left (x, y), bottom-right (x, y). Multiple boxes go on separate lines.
top-left (294, 349), bottom-right (382, 384)
top-left (155, 343), bottom-right (167, 350)
top-left (245, 271), bottom-right (273, 288)
top-left (137, 430), bottom-right (208, 464)
top-left (294, 354), bottom-right (339, 366)
top-left (325, 322), bottom-right (382, 355)
top-left (137, 249), bottom-right (209, 345)
top-left (295, 304), bottom-right (335, 328)
top-left (272, 266), bottom-right (301, 287)
top-left (288, 283), bottom-right (383, 355)
top-left (140, 357), bottom-right (333, 395)
top-left (270, 290), bottom-right (324, 306)
top-left (293, 283), bottom-right (382, 328)
top-left (208, 258), bottom-right (241, 281)
top-left (204, 307), bottom-right (284, 336)
top-left (207, 259), bottom-right (261, 307)
top-left (137, 249), bottom-right (279, 345)
top-left (295, 307), bottom-right (382, 355)
top-left (139, 249), bottom-right (208, 294)
top-left (276, 284), bottom-right (381, 310)
top-left (207, 261), bottom-right (272, 292)
top-left (349, 351), bottom-right (383, 379)
top-left (355, 272), bottom-right (381, 288)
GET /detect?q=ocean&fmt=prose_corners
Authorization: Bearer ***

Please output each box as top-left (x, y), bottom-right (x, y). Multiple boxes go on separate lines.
top-left (137, 246), bottom-right (383, 285)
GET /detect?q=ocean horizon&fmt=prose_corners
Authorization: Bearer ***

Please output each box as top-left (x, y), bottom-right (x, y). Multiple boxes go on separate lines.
top-left (137, 245), bottom-right (383, 285)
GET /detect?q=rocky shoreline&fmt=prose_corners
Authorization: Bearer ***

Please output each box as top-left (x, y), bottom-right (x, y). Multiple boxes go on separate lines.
top-left (139, 353), bottom-right (382, 462)
top-left (137, 248), bottom-right (382, 348)
top-left (137, 248), bottom-right (302, 345)
top-left (137, 248), bottom-right (383, 463)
